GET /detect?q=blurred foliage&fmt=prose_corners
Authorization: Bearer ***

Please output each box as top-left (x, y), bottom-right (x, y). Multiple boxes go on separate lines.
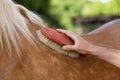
top-left (82, 0), bottom-right (120, 16)
top-left (49, 0), bottom-right (87, 31)
top-left (15, 0), bottom-right (120, 31)
top-left (16, 0), bottom-right (49, 13)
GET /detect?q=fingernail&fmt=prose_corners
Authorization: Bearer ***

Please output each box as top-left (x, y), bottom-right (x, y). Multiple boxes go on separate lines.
top-left (63, 46), bottom-right (67, 50)
top-left (56, 29), bottom-right (60, 31)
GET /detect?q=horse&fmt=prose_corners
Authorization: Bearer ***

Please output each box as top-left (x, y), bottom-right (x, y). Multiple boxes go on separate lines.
top-left (0, 0), bottom-right (120, 80)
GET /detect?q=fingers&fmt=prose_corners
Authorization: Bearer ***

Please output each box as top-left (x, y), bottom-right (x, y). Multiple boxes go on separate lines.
top-left (57, 29), bottom-right (74, 35)
top-left (57, 29), bottom-right (80, 52)
top-left (63, 45), bottom-right (76, 51)
top-left (57, 29), bottom-right (78, 40)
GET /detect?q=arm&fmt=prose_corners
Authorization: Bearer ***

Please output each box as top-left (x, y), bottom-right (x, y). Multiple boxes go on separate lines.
top-left (89, 45), bottom-right (120, 68)
top-left (57, 29), bottom-right (120, 68)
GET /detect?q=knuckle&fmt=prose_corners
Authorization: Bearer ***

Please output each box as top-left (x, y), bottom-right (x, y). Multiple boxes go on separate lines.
top-left (75, 34), bottom-right (80, 37)
top-left (74, 45), bottom-right (79, 49)
top-left (67, 30), bottom-right (72, 33)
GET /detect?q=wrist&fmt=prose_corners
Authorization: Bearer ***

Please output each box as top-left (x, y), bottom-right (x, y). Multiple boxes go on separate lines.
top-left (86, 44), bottom-right (98, 55)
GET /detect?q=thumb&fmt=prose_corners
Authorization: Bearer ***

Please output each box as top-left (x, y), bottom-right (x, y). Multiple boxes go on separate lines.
top-left (62, 45), bottom-right (75, 51)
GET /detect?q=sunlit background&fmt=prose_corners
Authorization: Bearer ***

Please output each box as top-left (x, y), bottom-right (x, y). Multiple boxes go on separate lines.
top-left (15, 0), bottom-right (120, 33)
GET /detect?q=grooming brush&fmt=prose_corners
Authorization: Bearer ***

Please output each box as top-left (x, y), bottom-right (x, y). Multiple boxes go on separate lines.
top-left (36, 27), bottom-right (80, 58)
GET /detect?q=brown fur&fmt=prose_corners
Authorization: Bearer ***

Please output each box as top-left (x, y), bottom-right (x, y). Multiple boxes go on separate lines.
top-left (0, 12), bottom-right (120, 80)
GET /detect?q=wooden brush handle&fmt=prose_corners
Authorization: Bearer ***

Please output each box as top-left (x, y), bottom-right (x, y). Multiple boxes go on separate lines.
top-left (41, 27), bottom-right (74, 46)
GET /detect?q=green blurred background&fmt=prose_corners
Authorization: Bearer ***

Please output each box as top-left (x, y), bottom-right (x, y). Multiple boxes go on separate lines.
top-left (15, 0), bottom-right (120, 33)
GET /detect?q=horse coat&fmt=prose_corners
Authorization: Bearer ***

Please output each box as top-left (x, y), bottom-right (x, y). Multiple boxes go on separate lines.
top-left (0, 0), bottom-right (120, 80)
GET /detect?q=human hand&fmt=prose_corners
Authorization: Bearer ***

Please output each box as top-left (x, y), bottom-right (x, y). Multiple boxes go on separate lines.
top-left (57, 29), bottom-right (94, 54)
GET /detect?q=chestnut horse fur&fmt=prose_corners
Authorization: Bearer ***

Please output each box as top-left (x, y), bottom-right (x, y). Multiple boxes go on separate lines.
top-left (0, 2), bottom-right (120, 80)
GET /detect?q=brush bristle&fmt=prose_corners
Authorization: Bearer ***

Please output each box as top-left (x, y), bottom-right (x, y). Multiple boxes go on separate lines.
top-left (36, 30), bottom-right (80, 58)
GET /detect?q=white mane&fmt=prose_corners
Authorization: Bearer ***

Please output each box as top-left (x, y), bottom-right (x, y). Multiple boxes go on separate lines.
top-left (0, 0), bottom-right (45, 57)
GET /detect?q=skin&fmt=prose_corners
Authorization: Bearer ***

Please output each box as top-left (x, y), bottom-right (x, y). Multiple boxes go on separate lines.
top-left (57, 29), bottom-right (120, 68)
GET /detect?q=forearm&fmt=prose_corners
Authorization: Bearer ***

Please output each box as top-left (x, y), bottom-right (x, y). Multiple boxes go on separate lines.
top-left (88, 45), bottom-right (120, 68)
